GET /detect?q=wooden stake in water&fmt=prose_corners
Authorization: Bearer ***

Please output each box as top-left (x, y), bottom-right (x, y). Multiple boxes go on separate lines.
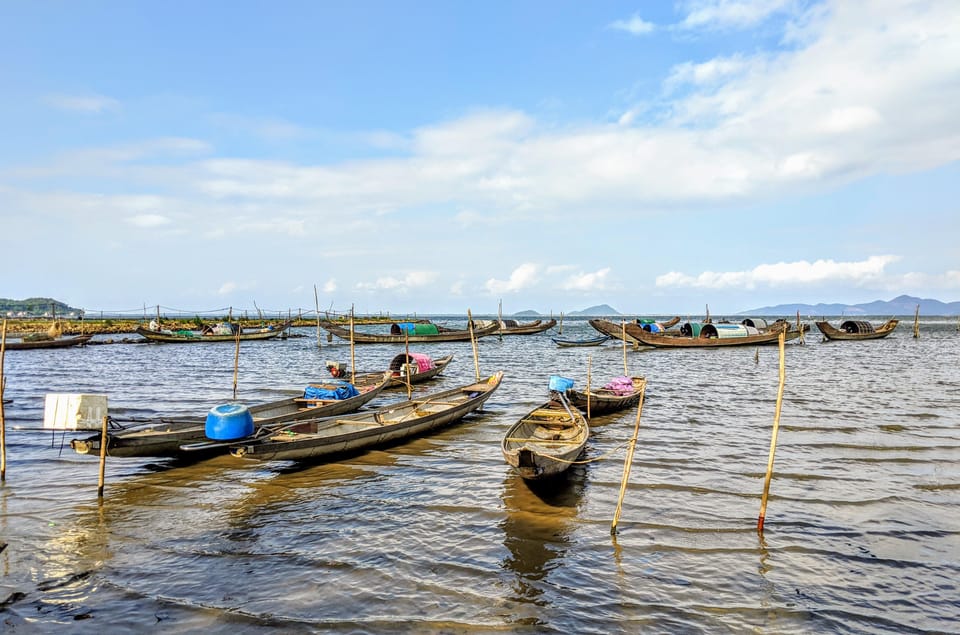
top-left (232, 324), bottom-right (241, 400)
top-left (611, 378), bottom-right (647, 534)
top-left (350, 304), bottom-right (356, 385)
top-left (467, 309), bottom-right (480, 381)
top-left (1, 319), bottom-right (7, 482)
top-left (314, 284), bottom-right (322, 349)
top-left (796, 310), bottom-right (805, 345)
top-left (97, 416), bottom-right (109, 499)
top-left (913, 304), bottom-right (920, 339)
top-left (405, 327), bottom-right (412, 399)
top-left (757, 330), bottom-right (787, 534)
top-left (498, 299), bottom-right (503, 342)
top-left (586, 355), bottom-right (592, 420)
top-left (559, 311), bottom-right (564, 335)
top-left (621, 321), bottom-right (628, 376)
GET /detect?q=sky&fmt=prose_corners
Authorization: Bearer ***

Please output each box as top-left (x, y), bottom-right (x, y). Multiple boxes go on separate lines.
top-left (1, 0), bottom-right (958, 317)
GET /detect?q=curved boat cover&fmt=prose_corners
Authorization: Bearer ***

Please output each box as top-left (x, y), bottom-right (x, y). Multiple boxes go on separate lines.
top-left (841, 320), bottom-right (875, 334)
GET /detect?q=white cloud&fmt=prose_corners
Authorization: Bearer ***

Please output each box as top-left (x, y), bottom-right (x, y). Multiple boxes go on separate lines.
top-left (678, 0), bottom-right (794, 31)
top-left (609, 13), bottom-right (656, 35)
top-left (656, 256), bottom-right (902, 289)
top-left (485, 263), bottom-right (541, 294)
top-left (355, 271), bottom-right (438, 292)
top-left (323, 278), bottom-right (337, 293)
top-left (562, 267), bottom-right (613, 291)
top-left (218, 282), bottom-right (238, 295)
top-left (126, 214), bottom-right (170, 228)
top-left (45, 93), bottom-right (120, 114)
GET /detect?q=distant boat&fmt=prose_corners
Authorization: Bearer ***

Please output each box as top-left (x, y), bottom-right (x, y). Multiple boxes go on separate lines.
top-left (3, 334), bottom-right (93, 350)
top-left (227, 372), bottom-right (504, 462)
top-left (551, 334), bottom-right (610, 348)
top-left (815, 319), bottom-right (899, 341)
top-left (474, 318), bottom-right (558, 335)
top-left (502, 393), bottom-right (588, 480)
top-left (136, 322), bottom-right (290, 343)
top-left (319, 320), bottom-right (499, 343)
top-left (624, 321), bottom-right (802, 348)
top-left (70, 371), bottom-right (392, 458)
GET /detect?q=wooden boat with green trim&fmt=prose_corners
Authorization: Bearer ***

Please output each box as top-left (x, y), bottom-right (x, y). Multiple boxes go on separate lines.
top-left (70, 371), bottom-right (392, 458)
top-left (502, 394), bottom-right (589, 480)
top-left (815, 319), bottom-right (899, 341)
top-left (227, 372), bottom-right (504, 462)
top-left (319, 320), bottom-right (499, 343)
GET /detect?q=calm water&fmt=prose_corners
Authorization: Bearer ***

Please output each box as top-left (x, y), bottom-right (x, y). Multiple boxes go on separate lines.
top-left (1, 317), bottom-right (958, 634)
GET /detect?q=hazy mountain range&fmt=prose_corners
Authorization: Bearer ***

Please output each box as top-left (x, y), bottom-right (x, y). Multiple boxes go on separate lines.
top-left (741, 295), bottom-right (960, 316)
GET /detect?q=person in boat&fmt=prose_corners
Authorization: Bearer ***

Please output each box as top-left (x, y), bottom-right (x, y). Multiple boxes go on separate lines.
top-left (326, 361), bottom-right (347, 378)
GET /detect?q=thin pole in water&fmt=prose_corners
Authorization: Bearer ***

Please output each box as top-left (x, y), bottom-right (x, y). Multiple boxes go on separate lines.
top-left (757, 330), bottom-right (787, 534)
top-left (314, 284), bottom-right (321, 349)
top-left (350, 304), bottom-right (356, 385)
top-left (611, 378), bottom-right (647, 534)
top-left (467, 309), bottom-right (480, 382)
top-left (97, 415), bottom-right (109, 499)
top-left (621, 321), bottom-right (628, 376)
top-left (913, 304), bottom-right (920, 339)
top-left (558, 311), bottom-right (563, 335)
top-left (0, 319), bottom-right (6, 481)
top-left (586, 355), bottom-right (592, 420)
top-left (232, 324), bottom-right (241, 400)
top-left (405, 328), bottom-right (412, 399)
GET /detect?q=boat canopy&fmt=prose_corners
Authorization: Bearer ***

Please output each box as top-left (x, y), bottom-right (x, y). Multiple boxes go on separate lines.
top-left (390, 322), bottom-right (440, 336)
top-left (841, 320), bottom-right (875, 334)
top-left (389, 353), bottom-right (435, 373)
top-left (741, 318), bottom-right (768, 329)
top-left (699, 323), bottom-right (760, 339)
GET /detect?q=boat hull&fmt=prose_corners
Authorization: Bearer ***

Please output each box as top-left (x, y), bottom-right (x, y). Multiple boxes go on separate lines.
top-left (502, 398), bottom-right (588, 480)
top-left (815, 319), bottom-right (899, 341)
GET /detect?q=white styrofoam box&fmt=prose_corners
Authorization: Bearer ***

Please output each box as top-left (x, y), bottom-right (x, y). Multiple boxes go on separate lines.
top-left (43, 394), bottom-right (109, 430)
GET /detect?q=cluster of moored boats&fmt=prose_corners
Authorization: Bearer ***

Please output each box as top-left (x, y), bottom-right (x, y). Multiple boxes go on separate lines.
top-left (20, 313), bottom-right (899, 481)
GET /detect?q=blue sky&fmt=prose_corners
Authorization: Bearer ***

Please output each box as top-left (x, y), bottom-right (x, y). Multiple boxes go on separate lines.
top-left (2, 1), bottom-right (958, 316)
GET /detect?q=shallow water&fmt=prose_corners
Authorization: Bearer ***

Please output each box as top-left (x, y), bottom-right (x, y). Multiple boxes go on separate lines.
top-left (1, 317), bottom-right (958, 633)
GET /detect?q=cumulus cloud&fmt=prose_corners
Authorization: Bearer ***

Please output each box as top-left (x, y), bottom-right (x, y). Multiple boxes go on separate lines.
top-left (656, 256), bottom-right (902, 289)
top-left (609, 13), bottom-right (656, 35)
top-left (218, 282), bottom-right (238, 295)
top-left (677, 0), bottom-right (795, 31)
top-left (126, 214), bottom-right (170, 228)
top-left (485, 263), bottom-right (541, 294)
top-left (562, 268), bottom-right (613, 292)
top-left (356, 271), bottom-right (438, 292)
top-left (323, 278), bottom-right (337, 293)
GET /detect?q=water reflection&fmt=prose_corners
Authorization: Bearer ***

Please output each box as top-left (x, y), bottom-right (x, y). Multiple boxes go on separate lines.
top-left (499, 465), bottom-right (585, 609)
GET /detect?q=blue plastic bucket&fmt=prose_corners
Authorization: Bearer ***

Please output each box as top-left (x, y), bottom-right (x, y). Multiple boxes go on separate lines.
top-left (205, 403), bottom-right (255, 441)
top-left (548, 375), bottom-right (575, 392)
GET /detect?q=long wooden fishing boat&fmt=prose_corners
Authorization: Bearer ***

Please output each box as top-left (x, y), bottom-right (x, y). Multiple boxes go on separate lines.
top-left (588, 317), bottom-right (681, 343)
top-left (475, 318), bottom-right (558, 335)
top-left (227, 372), bottom-right (504, 461)
top-left (502, 394), bottom-right (589, 480)
top-left (3, 334), bottom-right (93, 350)
top-left (136, 322), bottom-right (291, 343)
top-left (566, 376), bottom-right (646, 416)
top-left (623, 321), bottom-right (800, 348)
top-left (551, 334), bottom-right (610, 347)
top-left (69, 371), bottom-right (393, 457)
top-left (815, 319), bottom-right (899, 341)
top-left (319, 320), bottom-right (499, 343)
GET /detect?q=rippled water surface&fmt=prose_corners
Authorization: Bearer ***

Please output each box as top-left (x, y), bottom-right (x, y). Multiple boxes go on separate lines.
top-left (1, 318), bottom-right (958, 633)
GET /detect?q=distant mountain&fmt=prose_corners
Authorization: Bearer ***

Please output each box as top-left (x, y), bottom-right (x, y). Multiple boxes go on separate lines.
top-left (513, 309), bottom-right (541, 316)
top-left (567, 304), bottom-right (621, 316)
top-left (741, 295), bottom-right (960, 316)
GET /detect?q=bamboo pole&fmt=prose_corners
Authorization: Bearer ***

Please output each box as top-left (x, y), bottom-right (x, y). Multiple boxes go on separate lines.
top-left (611, 378), bottom-right (647, 534)
top-left (498, 299), bottom-right (503, 342)
top-left (404, 328), bottom-right (412, 399)
top-left (467, 309), bottom-right (480, 382)
top-left (558, 311), bottom-right (564, 335)
top-left (232, 324), bottom-right (241, 400)
top-left (97, 415), bottom-right (109, 499)
top-left (586, 355), bottom-right (592, 420)
top-left (757, 330), bottom-right (787, 534)
top-left (913, 305), bottom-right (920, 339)
top-left (796, 310), bottom-right (805, 345)
top-left (314, 285), bottom-right (321, 348)
top-left (621, 321), bottom-right (628, 376)
top-left (350, 304), bottom-right (356, 385)
top-left (1, 320), bottom-right (6, 481)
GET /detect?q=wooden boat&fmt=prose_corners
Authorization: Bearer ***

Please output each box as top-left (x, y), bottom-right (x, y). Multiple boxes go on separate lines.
top-left (319, 320), bottom-right (499, 343)
top-left (624, 321), bottom-right (801, 348)
top-left (551, 334), bottom-right (610, 347)
top-left (588, 317), bottom-right (681, 343)
top-left (502, 393), bottom-right (589, 480)
top-left (227, 372), bottom-right (504, 461)
top-left (69, 371), bottom-right (393, 458)
top-left (3, 334), bottom-right (93, 350)
top-left (566, 376), bottom-right (645, 416)
top-left (385, 353), bottom-right (453, 388)
top-left (475, 318), bottom-right (558, 335)
top-left (136, 322), bottom-right (291, 343)
top-left (815, 319), bottom-right (899, 341)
